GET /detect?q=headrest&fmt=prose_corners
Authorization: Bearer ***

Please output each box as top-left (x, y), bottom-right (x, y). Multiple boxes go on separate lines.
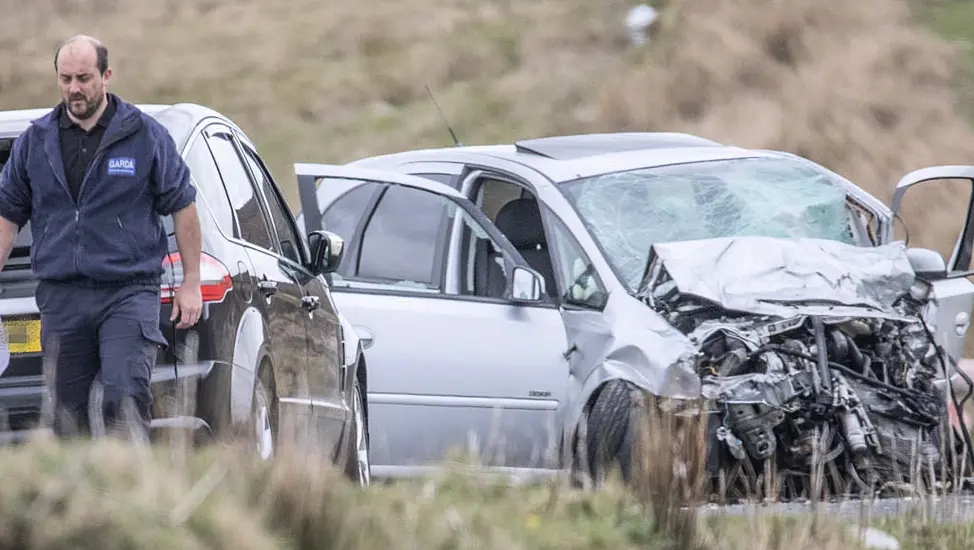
top-left (494, 198), bottom-right (545, 249)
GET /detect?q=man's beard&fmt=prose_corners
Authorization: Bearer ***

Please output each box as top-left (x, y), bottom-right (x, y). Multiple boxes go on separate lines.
top-left (64, 92), bottom-right (103, 121)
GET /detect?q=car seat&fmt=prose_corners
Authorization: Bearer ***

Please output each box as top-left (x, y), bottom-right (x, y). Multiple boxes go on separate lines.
top-left (493, 198), bottom-right (557, 299)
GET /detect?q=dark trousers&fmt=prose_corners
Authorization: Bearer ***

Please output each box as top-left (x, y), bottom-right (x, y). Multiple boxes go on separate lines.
top-left (35, 279), bottom-right (168, 441)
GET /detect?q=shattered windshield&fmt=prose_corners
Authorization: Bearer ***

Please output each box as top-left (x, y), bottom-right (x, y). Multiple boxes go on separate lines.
top-left (559, 156), bottom-right (858, 291)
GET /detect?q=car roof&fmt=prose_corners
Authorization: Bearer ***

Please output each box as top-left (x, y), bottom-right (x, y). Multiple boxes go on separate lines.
top-left (347, 132), bottom-right (893, 219)
top-left (0, 102), bottom-right (241, 153)
top-left (512, 132), bottom-right (724, 159)
top-left (348, 132), bottom-right (787, 185)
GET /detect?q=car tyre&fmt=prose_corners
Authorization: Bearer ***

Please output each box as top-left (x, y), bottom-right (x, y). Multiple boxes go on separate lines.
top-left (583, 379), bottom-right (645, 486)
top-left (251, 369), bottom-right (276, 462)
top-left (343, 374), bottom-right (371, 487)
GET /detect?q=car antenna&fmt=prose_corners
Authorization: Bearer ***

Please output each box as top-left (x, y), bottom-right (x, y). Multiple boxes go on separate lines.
top-left (425, 84), bottom-right (462, 147)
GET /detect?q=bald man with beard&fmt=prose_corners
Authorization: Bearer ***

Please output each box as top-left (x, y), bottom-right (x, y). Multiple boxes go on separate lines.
top-left (0, 35), bottom-right (203, 441)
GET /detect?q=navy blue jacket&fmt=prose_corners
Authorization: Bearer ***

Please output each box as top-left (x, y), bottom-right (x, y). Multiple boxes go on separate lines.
top-left (0, 94), bottom-right (197, 284)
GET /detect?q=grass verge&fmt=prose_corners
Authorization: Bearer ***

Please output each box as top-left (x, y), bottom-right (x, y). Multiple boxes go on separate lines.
top-left (2, 430), bottom-right (972, 550)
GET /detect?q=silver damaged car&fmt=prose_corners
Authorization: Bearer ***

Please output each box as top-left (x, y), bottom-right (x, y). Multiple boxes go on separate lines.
top-left (293, 133), bottom-right (974, 500)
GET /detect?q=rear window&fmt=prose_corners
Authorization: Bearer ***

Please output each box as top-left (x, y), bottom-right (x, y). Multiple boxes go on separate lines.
top-left (0, 139), bottom-right (10, 166)
top-left (0, 138), bottom-right (32, 251)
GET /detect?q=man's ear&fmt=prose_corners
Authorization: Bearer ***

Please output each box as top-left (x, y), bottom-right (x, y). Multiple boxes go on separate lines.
top-left (102, 67), bottom-right (113, 85)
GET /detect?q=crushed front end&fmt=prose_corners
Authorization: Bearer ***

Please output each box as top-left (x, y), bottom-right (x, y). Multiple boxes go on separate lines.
top-left (639, 236), bottom-right (971, 501)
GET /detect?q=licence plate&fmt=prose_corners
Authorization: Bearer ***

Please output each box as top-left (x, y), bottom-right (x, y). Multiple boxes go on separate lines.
top-left (3, 318), bottom-right (41, 354)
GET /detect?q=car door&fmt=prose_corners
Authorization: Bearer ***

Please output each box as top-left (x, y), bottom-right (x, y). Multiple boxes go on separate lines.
top-left (203, 126), bottom-right (316, 435)
top-left (890, 165), bottom-right (974, 363)
top-left (458, 169), bottom-right (625, 447)
top-left (239, 140), bottom-right (347, 446)
top-left (294, 163), bottom-right (570, 473)
top-left (537, 204), bottom-right (614, 370)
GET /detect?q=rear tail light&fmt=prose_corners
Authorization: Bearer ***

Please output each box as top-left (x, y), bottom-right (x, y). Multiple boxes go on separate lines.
top-left (160, 252), bottom-right (233, 304)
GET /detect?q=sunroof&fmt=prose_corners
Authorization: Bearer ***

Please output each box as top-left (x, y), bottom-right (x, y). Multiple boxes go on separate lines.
top-left (513, 132), bottom-right (722, 160)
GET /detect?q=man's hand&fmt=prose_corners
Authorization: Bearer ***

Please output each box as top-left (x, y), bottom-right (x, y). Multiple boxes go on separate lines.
top-left (0, 217), bottom-right (19, 273)
top-left (171, 203), bottom-right (202, 330)
top-left (171, 278), bottom-right (202, 329)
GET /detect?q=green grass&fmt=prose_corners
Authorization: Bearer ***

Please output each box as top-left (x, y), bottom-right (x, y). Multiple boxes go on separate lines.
top-left (916, 0), bottom-right (974, 122)
top-left (925, 1), bottom-right (974, 42)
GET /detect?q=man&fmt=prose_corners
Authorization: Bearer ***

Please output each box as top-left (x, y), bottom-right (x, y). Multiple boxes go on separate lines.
top-left (0, 35), bottom-right (203, 441)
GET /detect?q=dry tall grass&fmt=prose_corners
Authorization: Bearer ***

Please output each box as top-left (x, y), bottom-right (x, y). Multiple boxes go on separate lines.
top-left (0, 429), bottom-right (884, 549)
top-left (597, 0), bottom-right (974, 260)
top-left (0, 0), bottom-right (637, 209)
top-left (1, 414), bottom-right (966, 549)
top-left (2, 1), bottom-right (965, 247)
top-left (4, 0), bottom-right (972, 300)
top-left (3, 0), bottom-right (973, 265)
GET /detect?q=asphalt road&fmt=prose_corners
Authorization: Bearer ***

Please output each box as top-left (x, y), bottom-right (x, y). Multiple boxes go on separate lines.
top-left (373, 464), bottom-right (974, 522)
top-left (697, 493), bottom-right (974, 521)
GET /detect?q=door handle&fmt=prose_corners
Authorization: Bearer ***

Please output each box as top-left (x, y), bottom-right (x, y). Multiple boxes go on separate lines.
top-left (563, 342), bottom-right (578, 360)
top-left (258, 279), bottom-right (278, 297)
top-left (302, 295), bottom-right (320, 311)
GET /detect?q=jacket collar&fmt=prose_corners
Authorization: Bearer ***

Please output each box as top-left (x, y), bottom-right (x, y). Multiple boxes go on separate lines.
top-left (34, 93), bottom-right (145, 202)
top-left (35, 93), bottom-right (142, 135)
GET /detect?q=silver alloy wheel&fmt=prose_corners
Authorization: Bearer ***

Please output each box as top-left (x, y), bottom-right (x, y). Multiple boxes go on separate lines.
top-left (352, 384), bottom-right (370, 486)
top-left (254, 379), bottom-right (274, 461)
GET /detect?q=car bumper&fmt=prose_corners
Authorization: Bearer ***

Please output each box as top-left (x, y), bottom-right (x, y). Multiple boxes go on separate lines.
top-left (0, 360), bottom-right (228, 444)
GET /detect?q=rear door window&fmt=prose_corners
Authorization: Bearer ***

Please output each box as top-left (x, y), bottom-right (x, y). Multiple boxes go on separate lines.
top-left (204, 127), bottom-right (276, 251)
top-left (353, 185), bottom-right (450, 290)
top-left (320, 181), bottom-right (382, 274)
top-left (240, 143), bottom-right (304, 265)
top-left (185, 135), bottom-right (238, 239)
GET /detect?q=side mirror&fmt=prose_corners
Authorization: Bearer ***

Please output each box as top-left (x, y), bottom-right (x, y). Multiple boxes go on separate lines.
top-left (308, 230), bottom-right (344, 275)
top-left (907, 247), bottom-right (947, 279)
top-left (509, 265), bottom-right (544, 303)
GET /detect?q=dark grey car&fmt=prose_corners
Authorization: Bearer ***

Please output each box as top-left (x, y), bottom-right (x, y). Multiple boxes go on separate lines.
top-left (0, 103), bottom-right (371, 485)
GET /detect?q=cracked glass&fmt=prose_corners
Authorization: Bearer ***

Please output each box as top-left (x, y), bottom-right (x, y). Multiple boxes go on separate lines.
top-left (559, 157), bottom-right (858, 291)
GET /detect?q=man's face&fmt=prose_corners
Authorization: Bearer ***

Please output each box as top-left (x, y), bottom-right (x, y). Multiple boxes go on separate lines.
top-left (55, 43), bottom-right (111, 121)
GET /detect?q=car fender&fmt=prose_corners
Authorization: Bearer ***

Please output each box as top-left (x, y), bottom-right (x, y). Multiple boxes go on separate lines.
top-left (337, 310), bottom-right (370, 403)
top-left (337, 311), bottom-right (362, 370)
top-left (230, 305), bottom-right (269, 424)
top-left (566, 350), bottom-right (701, 438)
top-left (562, 293), bottom-right (702, 441)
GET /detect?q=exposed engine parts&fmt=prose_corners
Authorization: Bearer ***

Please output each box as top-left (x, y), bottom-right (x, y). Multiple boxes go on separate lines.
top-left (646, 269), bottom-right (971, 502)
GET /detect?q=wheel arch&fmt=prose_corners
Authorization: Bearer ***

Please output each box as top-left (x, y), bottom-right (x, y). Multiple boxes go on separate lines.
top-left (230, 305), bottom-right (272, 426)
top-left (355, 350), bottom-right (368, 396)
top-left (355, 351), bottom-right (369, 426)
